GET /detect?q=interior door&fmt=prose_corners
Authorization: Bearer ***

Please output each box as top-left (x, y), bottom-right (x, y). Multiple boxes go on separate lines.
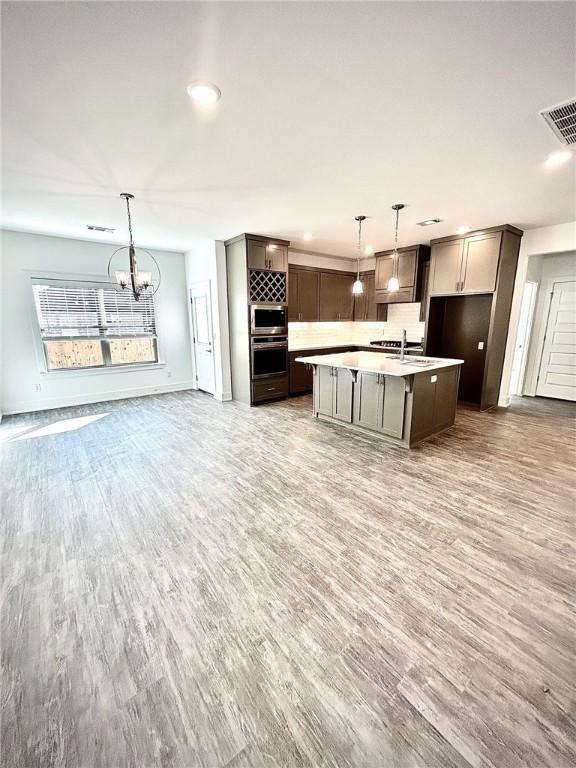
top-left (536, 280), bottom-right (576, 401)
top-left (430, 240), bottom-right (464, 295)
top-left (461, 232), bottom-right (501, 293)
top-left (190, 283), bottom-right (215, 395)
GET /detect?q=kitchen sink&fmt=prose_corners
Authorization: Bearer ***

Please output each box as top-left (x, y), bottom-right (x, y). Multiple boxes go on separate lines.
top-left (400, 358), bottom-right (437, 366)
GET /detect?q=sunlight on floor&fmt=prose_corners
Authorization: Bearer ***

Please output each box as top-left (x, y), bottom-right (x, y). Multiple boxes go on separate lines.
top-left (4, 413), bottom-right (109, 443)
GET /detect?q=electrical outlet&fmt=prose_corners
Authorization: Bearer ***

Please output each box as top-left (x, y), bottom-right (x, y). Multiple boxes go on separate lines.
top-left (34, 383), bottom-right (42, 392)
top-left (478, 341), bottom-right (485, 350)
top-left (431, 375), bottom-right (437, 383)
top-left (167, 371), bottom-right (172, 378)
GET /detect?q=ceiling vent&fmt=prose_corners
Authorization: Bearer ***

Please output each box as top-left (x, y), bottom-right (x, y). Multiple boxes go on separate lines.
top-left (540, 98), bottom-right (576, 146)
top-left (86, 225), bottom-right (115, 233)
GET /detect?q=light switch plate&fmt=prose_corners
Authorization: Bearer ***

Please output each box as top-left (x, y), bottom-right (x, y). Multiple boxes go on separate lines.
top-left (431, 375), bottom-right (437, 383)
top-left (478, 341), bottom-right (485, 350)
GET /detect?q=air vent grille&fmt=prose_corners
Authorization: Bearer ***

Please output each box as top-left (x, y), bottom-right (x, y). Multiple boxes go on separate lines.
top-left (87, 225), bottom-right (115, 233)
top-left (541, 98), bottom-right (576, 146)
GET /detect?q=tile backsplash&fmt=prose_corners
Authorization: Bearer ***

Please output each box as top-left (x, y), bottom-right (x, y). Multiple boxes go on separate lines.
top-left (288, 302), bottom-right (425, 349)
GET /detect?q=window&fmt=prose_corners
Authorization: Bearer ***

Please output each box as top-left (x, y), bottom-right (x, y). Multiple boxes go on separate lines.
top-left (33, 282), bottom-right (158, 370)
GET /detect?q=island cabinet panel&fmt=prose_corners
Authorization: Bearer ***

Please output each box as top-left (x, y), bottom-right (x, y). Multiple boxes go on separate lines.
top-left (315, 366), bottom-right (335, 417)
top-left (319, 273), bottom-right (355, 320)
top-left (314, 366), bottom-right (353, 422)
top-left (353, 372), bottom-right (381, 430)
top-left (381, 376), bottom-right (406, 438)
top-left (408, 367), bottom-right (460, 444)
top-left (352, 372), bottom-right (405, 437)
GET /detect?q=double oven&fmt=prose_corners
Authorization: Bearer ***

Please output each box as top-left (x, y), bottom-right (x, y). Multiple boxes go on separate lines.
top-left (250, 304), bottom-right (288, 381)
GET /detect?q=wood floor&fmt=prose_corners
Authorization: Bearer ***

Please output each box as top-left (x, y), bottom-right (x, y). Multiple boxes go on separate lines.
top-left (1, 391), bottom-right (575, 768)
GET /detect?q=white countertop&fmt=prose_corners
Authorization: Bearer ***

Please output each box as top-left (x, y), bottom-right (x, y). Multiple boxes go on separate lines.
top-left (295, 351), bottom-right (464, 378)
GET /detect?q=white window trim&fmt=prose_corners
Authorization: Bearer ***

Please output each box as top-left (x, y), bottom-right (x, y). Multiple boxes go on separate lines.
top-left (28, 271), bottom-right (165, 375)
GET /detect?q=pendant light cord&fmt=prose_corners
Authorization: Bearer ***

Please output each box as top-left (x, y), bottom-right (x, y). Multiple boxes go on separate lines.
top-left (125, 196), bottom-right (134, 248)
top-left (357, 217), bottom-right (362, 278)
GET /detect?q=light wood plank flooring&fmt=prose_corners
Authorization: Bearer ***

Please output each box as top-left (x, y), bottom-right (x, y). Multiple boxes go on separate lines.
top-left (1, 392), bottom-right (575, 768)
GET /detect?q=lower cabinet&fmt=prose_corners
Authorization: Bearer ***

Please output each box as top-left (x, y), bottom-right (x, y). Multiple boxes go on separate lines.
top-left (315, 366), bottom-right (353, 422)
top-left (251, 375), bottom-right (289, 403)
top-left (352, 371), bottom-right (405, 438)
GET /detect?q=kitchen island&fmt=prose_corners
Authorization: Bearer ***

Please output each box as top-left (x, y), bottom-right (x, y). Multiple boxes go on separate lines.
top-left (295, 351), bottom-right (463, 448)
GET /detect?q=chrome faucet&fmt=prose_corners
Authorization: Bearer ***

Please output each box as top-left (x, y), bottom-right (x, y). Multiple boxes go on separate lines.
top-left (400, 329), bottom-right (407, 362)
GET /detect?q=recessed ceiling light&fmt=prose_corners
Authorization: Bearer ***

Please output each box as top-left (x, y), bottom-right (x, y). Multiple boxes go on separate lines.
top-left (187, 81), bottom-right (221, 105)
top-left (364, 245), bottom-right (374, 255)
top-left (417, 218), bottom-right (442, 227)
top-left (303, 232), bottom-right (313, 241)
top-left (545, 149), bottom-right (572, 168)
top-left (456, 225), bottom-right (472, 235)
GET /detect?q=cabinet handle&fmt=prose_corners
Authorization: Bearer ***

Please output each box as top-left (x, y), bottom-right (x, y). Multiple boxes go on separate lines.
top-left (266, 387), bottom-right (276, 392)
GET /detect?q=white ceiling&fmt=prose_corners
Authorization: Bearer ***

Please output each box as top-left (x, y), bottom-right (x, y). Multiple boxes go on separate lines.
top-left (2, 1), bottom-right (575, 257)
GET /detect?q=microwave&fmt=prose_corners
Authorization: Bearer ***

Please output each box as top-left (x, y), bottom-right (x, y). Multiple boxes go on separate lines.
top-left (250, 304), bottom-right (288, 336)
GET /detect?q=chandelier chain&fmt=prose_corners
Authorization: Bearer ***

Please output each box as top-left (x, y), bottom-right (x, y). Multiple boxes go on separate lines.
top-left (125, 196), bottom-right (134, 247)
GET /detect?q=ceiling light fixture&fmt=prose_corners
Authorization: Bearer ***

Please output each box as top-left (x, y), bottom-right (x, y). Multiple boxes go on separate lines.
top-left (417, 218), bottom-right (442, 227)
top-left (387, 204), bottom-right (405, 292)
top-left (187, 81), bottom-right (222, 105)
top-left (352, 215), bottom-right (366, 295)
top-left (364, 245), bottom-right (374, 255)
top-left (303, 232), bottom-right (313, 241)
top-left (107, 193), bottom-right (160, 302)
top-left (456, 225), bottom-right (472, 235)
top-left (545, 149), bottom-right (572, 168)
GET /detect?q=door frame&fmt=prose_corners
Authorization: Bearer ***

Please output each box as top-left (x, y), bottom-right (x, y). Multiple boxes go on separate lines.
top-left (509, 280), bottom-right (538, 396)
top-left (190, 281), bottom-right (216, 395)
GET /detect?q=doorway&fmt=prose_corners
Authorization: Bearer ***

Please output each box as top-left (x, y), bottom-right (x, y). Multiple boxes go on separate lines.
top-left (509, 281), bottom-right (537, 397)
top-left (536, 279), bottom-right (576, 401)
top-left (190, 282), bottom-right (216, 395)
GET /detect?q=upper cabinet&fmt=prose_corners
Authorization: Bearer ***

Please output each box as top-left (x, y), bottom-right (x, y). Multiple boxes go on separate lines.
top-left (429, 229), bottom-right (505, 296)
top-left (247, 237), bottom-right (288, 271)
top-left (288, 268), bottom-right (320, 321)
top-left (374, 245), bottom-right (430, 304)
top-left (319, 272), bottom-right (354, 320)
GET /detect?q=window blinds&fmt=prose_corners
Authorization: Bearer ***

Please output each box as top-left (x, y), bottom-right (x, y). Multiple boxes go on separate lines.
top-left (33, 284), bottom-right (156, 339)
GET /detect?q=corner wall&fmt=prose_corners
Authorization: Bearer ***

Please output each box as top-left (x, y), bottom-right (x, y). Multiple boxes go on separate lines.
top-left (499, 221), bottom-right (576, 405)
top-left (0, 230), bottom-right (195, 415)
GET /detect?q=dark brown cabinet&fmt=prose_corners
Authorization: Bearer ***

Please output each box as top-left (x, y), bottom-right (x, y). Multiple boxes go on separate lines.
top-left (353, 272), bottom-right (388, 321)
top-left (247, 238), bottom-right (288, 271)
top-left (425, 224), bottom-right (523, 411)
top-left (429, 231), bottom-right (502, 296)
top-left (319, 272), bottom-right (354, 320)
top-left (374, 245), bottom-right (429, 304)
top-left (288, 268), bottom-right (320, 321)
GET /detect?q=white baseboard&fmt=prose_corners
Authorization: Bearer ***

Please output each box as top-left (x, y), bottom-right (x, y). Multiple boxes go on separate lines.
top-left (2, 380), bottom-right (196, 416)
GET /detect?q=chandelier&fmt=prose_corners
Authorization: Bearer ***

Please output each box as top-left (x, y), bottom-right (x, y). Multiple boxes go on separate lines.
top-left (107, 193), bottom-right (160, 301)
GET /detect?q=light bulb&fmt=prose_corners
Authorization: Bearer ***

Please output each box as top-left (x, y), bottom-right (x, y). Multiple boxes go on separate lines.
top-left (136, 271), bottom-right (152, 287)
top-left (187, 81), bottom-right (221, 105)
top-left (545, 150), bottom-right (572, 168)
top-left (387, 276), bottom-right (400, 292)
top-left (352, 279), bottom-right (364, 295)
top-left (115, 270), bottom-right (128, 287)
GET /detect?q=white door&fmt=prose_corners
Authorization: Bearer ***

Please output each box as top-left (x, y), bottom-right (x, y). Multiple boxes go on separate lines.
top-left (190, 283), bottom-right (216, 395)
top-left (536, 280), bottom-right (576, 401)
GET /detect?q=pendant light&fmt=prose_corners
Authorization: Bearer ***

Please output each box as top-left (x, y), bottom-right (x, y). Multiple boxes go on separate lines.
top-left (352, 215), bottom-right (366, 295)
top-left (387, 203), bottom-right (405, 292)
top-left (107, 193), bottom-right (161, 302)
